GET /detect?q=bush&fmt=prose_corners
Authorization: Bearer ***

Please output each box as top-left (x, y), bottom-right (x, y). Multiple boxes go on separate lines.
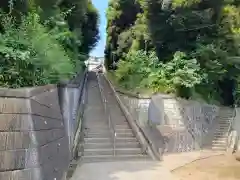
top-left (115, 50), bottom-right (204, 98)
top-left (148, 51), bottom-right (204, 95)
top-left (115, 50), bottom-right (158, 90)
top-left (0, 13), bottom-right (75, 88)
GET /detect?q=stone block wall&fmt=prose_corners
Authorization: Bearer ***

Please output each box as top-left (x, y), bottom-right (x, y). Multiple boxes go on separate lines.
top-left (163, 96), bottom-right (220, 151)
top-left (118, 93), bottom-right (151, 127)
top-left (0, 86), bottom-right (69, 180)
top-left (117, 92), bottom-right (221, 154)
top-left (58, 71), bottom-right (87, 159)
top-left (104, 73), bottom-right (240, 157)
top-left (231, 108), bottom-right (240, 152)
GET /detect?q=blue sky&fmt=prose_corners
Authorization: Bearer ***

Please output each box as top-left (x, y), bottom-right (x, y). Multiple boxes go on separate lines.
top-left (90, 0), bottom-right (108, 57)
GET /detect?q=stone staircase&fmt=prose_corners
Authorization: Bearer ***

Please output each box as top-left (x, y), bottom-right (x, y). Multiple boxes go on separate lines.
top-left (81, 72), bottom-right (149, 162)
top-left (211, 107), bottom-right (235, 151)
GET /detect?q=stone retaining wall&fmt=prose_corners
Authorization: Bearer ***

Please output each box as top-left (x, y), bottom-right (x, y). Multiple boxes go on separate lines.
top-left (117, 92), bottom-right (222, 154)
top-left (0, 85), bottom-right (69, 180)
top-left (0, 72), bottom-right (87, 180)
top-left (58, 71), bottom-right (87, 159)
top-left (230, 109), bottom-right (240, 152)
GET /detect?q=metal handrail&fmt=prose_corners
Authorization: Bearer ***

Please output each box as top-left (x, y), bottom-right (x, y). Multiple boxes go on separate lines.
top-left (96, 72), bottom-right (117, 156)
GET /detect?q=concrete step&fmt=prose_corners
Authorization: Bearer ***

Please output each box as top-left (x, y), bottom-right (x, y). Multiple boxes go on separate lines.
top-left (85, 119), bottom-right (107, 122)
top-left (213, 137), bottom-right (228, 140)
top-left (214, 131), bottom-right (228, 134)
top-left (212, 141), bottom-right (226, 146)
top-left (218, 117), bottom-right (233, 120)
top-left (213, 137), bottom-right (227, 141)
top-left (212, 138), bottom-right (227, 142)
top-left (218, 114), bottom-right (232, 117)
top-left (218, 117), bottom-right (232, 120)
top-left (218, 123), bottom-right (231, 126)
top-left (85, 128), bottom-right (111, 133)
top-left (84, 142), bottom-right (141, 149)
top-left (115, 124), bottom-right (130, 129)
top-left (84, 137), bottom-right (138, 143)
top-left (85, 123), bottom-right (109, 128)
top-left (84, 148), bottom-right (143, 156)
top-left (215, 128), bottom-right (229, 132)
top-left (217, 124), bottom-right (230, 127)
top-left (110, 118), bottom-right (129, 123)
top-left (81, 154), bottom-right (150, 163)
top-left (85, 132), bottom-right (135, 138)
top-left (218, 121), bottom-right (231, 124)
top-left (85, 131), bottom-right (111, 136)
top-left (216, 123), bottom-right (229, 128)
top-left (218, 113), bottom-right (232, 116)
top-left (212, 146), bottom-right (226, 150)
top-left (212, 144), bottom-right (226, 148)
top-left (86, 128), bottom-right (133, 135)
top-left (218, 120), bottom-right (231, 123)
top-left (214, 132), bottom-right (227, 138)
top-left (216, 126), bottom-right (230, 129)
top-left (218, 118), bottom-right (232, 122)
top-left (218, 112), bottom-right (234, 115)
top-left (115, 129), bottom-right (133, 133)
top-left (214, 133), bottom-right (227, 137)
top-left (212, 137), bottom-right (227, 142)
top-left (218, 110), bottom-right (234, 115)
top-left (212, 141), bottom-right (226, 145)
top-left (107, 106), bottom-right (124, 112)
top-left (116, 132), bottom-right (135, 138)
top-left (214, 136), bottom-right (227, 139)
top-left (214, 131), bottom-right (228, 135)
top-left (218, 119), bottom-right (231, 122)
top-left (113, 121), bottom-right (129, 126)
top-left (217, 125), bottom-right (230, 128)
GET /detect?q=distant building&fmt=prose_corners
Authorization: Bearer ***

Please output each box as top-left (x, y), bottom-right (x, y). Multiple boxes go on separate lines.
top-left (98, 57), bottom-right (104, 64)
top-left (85, 56), bottom-right (102, 71)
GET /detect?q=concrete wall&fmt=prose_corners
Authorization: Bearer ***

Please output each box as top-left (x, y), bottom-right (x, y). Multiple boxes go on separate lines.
top-left (0, 85), bottom-right (69, 180)
top-left (58, 71), bottom-right (87, 159)
top-left (116, 90), bottom-right (222, 154)
top-left (103, 71), bottom-right (240, 158)
top-left (230, 108), bottom-right (240, 152)
top-left (0, 72), bottom-right (87, 180)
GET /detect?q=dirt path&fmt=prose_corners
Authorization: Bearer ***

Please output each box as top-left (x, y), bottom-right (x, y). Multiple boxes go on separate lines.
top-left (173, 154), bottom-right (240, 180)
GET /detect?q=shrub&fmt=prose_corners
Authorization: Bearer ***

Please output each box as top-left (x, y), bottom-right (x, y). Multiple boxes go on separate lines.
top-left (115, 50), bottom-right (158, 89)
top-left (115, 50), bottom-right (204, 98)
top-left (0, 13), bottom-right (75, 88)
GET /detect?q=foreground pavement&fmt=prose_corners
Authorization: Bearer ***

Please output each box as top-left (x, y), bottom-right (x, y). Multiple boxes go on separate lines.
top-left (69, 150), bottom-right (224, 180)
top-left (70, 160), bottom-right (178, 180)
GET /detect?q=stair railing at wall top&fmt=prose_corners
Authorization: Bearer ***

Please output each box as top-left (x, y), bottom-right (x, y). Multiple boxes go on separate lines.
top-left (96, 72), bottom-right (117, 156)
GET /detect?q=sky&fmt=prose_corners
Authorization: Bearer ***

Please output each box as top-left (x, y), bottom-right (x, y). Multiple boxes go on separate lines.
top-left (90, 0), bottom-right (108, 57)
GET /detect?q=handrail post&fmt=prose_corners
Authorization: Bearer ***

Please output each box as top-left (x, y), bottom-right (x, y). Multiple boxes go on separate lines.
top-left (113, 132), bottom-right (116, 156)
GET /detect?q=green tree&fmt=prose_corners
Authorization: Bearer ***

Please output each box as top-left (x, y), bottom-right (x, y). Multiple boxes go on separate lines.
top-left (0, 0), bottom-right (99, 87)
top-left (105, 0), bottom-right (240, 105)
